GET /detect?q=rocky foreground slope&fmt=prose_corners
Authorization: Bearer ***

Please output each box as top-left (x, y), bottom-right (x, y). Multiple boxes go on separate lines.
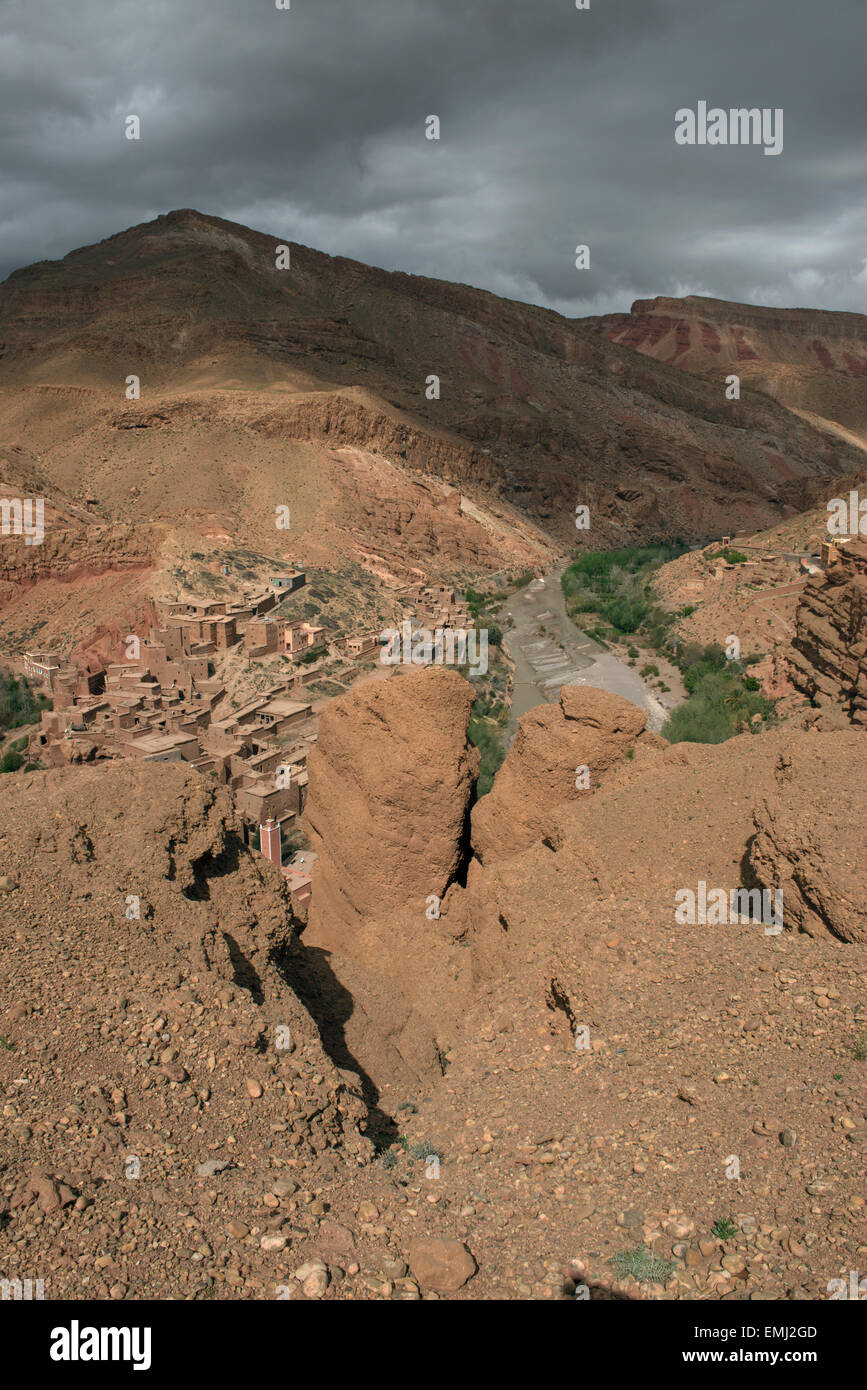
top-left (1, 678), bottom-right (865, 1300)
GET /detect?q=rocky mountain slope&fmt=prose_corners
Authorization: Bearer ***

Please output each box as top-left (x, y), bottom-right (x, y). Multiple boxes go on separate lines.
top-left (585, 295), bottom-right (867, 450)
top-left (3, 211), bottom-right (863, 559)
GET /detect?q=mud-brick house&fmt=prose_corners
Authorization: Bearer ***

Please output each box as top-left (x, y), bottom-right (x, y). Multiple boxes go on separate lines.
top-left (212, 691), bottom-right (313, 740)
top-left (821, 537), bottom-right (854, 568)
top-left (331, 631), bottom-right (381, 660)
top-left (245, 618), bottom-right (280, 656)
top-left (280, 619), bottom-right (325, 655)
top-left (121, 730), bottom-right (201, 762)
top-left (23, 650), bottom-right (63, 689)
top-left (234, 777), bottom-right (298, 831)
top-left (160, 596), bottom-right (228, 619)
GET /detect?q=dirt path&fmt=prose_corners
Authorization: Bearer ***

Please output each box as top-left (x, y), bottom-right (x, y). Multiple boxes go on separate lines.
top-left (496, 571), bottom-right (671, 740)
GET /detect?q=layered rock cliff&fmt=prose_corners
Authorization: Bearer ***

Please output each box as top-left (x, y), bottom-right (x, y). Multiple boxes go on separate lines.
top-left (584, 294), bottom-right (867, 449)
top-left (788, 548), bottom-right (867, 725)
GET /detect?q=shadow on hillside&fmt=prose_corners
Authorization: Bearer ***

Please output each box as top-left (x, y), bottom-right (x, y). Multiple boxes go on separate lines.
top-left (274, 940), bottom-right (399, 1149)
top-left (222, 930), bottom-right (265, 1005)
top-left (181, 837), bottom-right (242, 900)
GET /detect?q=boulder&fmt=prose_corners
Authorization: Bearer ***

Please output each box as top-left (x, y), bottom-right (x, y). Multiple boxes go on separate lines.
top-left (471, 685), bottom-right (655, 865)
top-left (407, 1238), bottom-right (476, 1292)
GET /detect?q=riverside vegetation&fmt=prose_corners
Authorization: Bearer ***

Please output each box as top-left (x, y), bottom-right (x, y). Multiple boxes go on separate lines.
top-left (561, 547), bottom-right (777, 744)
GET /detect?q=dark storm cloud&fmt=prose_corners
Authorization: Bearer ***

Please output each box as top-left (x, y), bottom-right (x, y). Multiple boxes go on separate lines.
top-left (1, 0), bottom-right (865, 315)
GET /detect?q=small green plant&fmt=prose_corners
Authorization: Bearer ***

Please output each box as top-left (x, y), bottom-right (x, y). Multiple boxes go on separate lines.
top-left (833, 1072), bottom-right (843, 1081)
top-left (852, 1033), bottom-right (867, 1061)
top-left (612, 1244), bottom-right (677, 1284)
top-left (408, 1139), bottom-right (441, 1162)
top-left (379, 1149), bottom-right (399, 1171)
top-left (640, 663), bottom-right (659, 678)
top-left (0, 1034), bottom-right (15, 1051)
top-left (711, 1217), bottom-right (738, 1240)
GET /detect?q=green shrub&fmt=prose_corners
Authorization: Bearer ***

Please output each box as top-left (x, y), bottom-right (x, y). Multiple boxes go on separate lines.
top-left (662, 671), bottom-right (774, 744)
top-left (707, 547), bottom-right (748, 565)
top-left (468, 713), bottom-right (506, 798)
top-left (0, 672), bottom-right (51, 732)
top-left (296, 644), bottom-right (327, 665)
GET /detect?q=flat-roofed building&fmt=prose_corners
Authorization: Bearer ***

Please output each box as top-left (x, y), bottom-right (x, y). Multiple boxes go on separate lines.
top-left (269, 570), bottom-right (306, 593)
top-left (121, 730), bottom-right (200, 761)
top-left (280, 620), bottom-right (325, 655)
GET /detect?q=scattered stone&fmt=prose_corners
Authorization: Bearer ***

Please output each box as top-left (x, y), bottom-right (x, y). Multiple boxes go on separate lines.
top-left (407, 1238), bottom-right (476, 1293)
top-left (260, 1234), bottom-right (287, 1252)
top-left (196, 1159), bottom-right (234, 1178)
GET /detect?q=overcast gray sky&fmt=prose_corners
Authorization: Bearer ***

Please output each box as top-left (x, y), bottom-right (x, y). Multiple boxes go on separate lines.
top-left (2, 0), bottom-right (865, 316)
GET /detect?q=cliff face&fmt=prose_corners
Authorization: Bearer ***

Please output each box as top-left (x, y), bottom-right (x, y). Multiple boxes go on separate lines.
top-left (788, 557), bottom-right (867, 725)
top-left (300, 672), bottom-right (867, 1097)
top-left (299, 667), bottom-right (480, 1093)
top-left (748, 745), bottom-right (866, 944)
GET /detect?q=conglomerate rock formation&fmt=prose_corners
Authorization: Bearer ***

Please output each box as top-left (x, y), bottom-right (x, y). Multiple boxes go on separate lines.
top-left (0, 762), bottom-right (377, 1300)
top-left (303, 666), bottom-right (479, 951)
